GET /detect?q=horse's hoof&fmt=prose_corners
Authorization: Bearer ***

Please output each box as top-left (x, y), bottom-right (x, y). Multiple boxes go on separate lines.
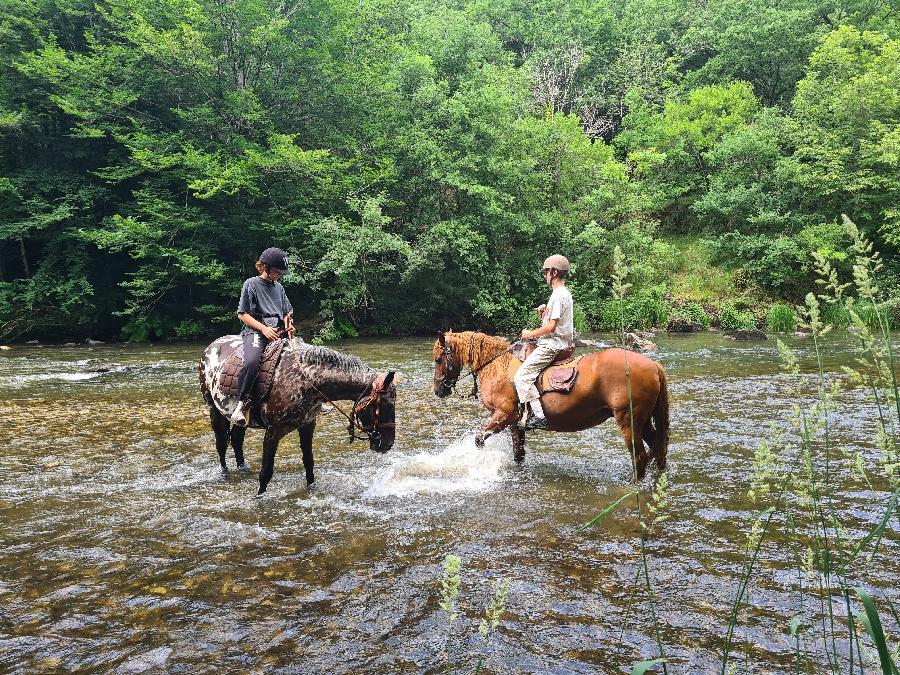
top-left (253, 490), bottom-right (266, 499)
top-left (237, 463), bottom-right (253, 473)
top-left (474, 434), bottom-right (486, 448)
top-left (220, 467), bottom-right (229, 478)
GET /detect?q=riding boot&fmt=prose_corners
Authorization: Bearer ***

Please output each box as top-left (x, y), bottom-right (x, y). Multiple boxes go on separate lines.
top-left (522, 402), bottom-right (549, 430)
top-left (230, 401), bottom-right (249, 426)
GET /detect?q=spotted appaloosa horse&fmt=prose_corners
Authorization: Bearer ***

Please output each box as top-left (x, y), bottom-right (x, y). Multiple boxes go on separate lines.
top-left (200, 337), bottom-right (396, 495)
top-left (432, 331), bottom-right (669, 480)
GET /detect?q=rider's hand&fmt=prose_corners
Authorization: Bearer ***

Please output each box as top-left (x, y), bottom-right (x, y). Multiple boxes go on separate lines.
top-left (520, 328), bottom-right (531, 340)
top-left (286, 325), bottom-right (297, 340)
top-left (261, 325), bottom-right (280, 341)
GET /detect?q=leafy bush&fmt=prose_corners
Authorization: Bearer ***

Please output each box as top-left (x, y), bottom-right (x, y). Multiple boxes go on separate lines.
top-left (766, 303), bottom-right (797, 332)
top-left (710, 232), bottom-right (809, 297)
top-left (820, 302), bottom-right (850, 328)
top-left (718, 302), bottom-right (756, 330)
top-left (590, 286), bottom-right (668, 331)
top-left (173, 320), bottom-right (205, 339)
top-left (667, 301), bottom-right (710, 330)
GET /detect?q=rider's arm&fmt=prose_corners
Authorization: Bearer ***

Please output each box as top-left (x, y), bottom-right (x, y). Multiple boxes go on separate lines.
top-left (238, 312), bottom-right (279, 340)
top-left (522, 318), bottom-right (558, 340)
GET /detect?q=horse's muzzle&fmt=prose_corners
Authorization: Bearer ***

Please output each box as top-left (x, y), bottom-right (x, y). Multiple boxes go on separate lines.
top-left (434, 383), bottom-right (453, 398)
top-left (368, 430), bottom-right (394, 453)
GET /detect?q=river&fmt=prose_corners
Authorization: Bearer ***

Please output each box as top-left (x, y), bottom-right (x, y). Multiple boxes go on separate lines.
top-left (0, 332), bottom-right (897, 673)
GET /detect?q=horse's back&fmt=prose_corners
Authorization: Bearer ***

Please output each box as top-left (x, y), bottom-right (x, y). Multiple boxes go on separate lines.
top-left (582, 348), bottom-right (664, 408)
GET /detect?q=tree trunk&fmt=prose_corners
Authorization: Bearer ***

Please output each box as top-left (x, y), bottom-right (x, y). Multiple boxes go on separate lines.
top-left (19, 238), bottom-right (30, 278)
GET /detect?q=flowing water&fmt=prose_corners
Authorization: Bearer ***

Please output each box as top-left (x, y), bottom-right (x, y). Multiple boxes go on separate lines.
top-left (1, 333), bottom-right (897, 673)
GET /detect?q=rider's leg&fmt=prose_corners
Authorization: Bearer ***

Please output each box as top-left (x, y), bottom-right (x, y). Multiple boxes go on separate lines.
top-left (232, 330), bottom-right (265, 425)
top-left (513, 345), bottom-right (558, 423)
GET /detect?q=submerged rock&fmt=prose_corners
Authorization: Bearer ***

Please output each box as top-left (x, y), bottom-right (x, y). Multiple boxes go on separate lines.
top-left (86, 338), bottom-right (105, 345)
top-left (25, 339), bottom-right (40, 345)
top-left (724, 329), bottom-right (767, 340)
top-left (667, 318), bottom-right (700, 332)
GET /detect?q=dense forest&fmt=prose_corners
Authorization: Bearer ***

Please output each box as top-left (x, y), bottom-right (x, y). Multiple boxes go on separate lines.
top-left (0, 0), bottom-right (897, 341)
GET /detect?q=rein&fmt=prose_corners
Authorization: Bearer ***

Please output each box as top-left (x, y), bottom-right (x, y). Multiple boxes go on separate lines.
top-left (439, 334), bottom-right (520, 398)
top-left (286, 353), bottom-right (390, 443)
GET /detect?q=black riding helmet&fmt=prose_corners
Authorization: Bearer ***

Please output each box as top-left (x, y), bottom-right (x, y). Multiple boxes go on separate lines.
top-left (259, 247), bottom-right (289, 275)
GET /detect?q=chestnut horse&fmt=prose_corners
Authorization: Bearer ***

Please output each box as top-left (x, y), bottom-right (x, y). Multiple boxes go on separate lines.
top-left (200, 337), bottom-right (397, 495)
top-left (432, 331), bottom-right (669, 479)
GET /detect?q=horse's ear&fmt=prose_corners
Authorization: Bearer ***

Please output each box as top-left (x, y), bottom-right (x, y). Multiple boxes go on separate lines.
top-left (383, 370), bottom-right (396, 387)
top-left (438, 332), bottom-right (446, 345)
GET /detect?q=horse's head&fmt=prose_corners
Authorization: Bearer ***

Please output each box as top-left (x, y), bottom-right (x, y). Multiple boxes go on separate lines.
top-left (353, 371), bottom-right (397, 453)
top-left (432, 331), bottom-right (461, 398)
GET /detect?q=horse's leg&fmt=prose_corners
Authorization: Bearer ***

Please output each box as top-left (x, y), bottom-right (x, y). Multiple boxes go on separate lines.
top-left (642, 419), bottom-right (660, 469)
top-left (615, 410), bottom-right (648, 481)
top-left (257, 425), bottom-right (290, 496)
top-left (299, 420), bottom-right (316, 486)
top-left (511, 425), bottom-right (526, 463)
top-left (209, 407), bottom-right (230, 476)
top-left (230, 424), bottom-right (251, 472)
top-left (475, 410), bottom-right (515, 448)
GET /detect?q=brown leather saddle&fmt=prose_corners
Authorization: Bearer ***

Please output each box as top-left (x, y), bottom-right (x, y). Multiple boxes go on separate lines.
top-left (218, 338), bottom-right (285, 402)
top-left (509, 342), bottom-right (583, 394)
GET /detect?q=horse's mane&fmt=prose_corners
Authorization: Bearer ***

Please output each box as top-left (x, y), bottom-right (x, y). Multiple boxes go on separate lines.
top-left (294, 343), bottom-right (373, 376)
top-left (436, 331), bottom-right (512, 371)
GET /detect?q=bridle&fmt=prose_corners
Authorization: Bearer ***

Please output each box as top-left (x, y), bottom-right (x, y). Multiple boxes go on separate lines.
top-left (347, 374), bottom-right (395, 443)
top-left (435, 334), bottom-right (518, 398)
top-left (297, 369), bottom-right (394, 444)
top-left (434, 340), bottom-right (459, 394)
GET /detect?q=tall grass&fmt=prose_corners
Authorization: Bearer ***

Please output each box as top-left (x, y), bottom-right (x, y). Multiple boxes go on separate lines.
top-left (438, 554), bottom-right (510, 674)
top-left (720, 216), bottom-right (900, 673)
top-left (579, 246), bottom-right (670, 673)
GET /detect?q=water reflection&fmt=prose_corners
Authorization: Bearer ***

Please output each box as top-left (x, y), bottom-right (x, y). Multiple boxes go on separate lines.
top-left (1, 332), bottom-right (897, 672)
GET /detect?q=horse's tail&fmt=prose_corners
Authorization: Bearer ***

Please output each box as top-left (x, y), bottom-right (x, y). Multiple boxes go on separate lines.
top-left (651, 364), bottom-right (670, 470)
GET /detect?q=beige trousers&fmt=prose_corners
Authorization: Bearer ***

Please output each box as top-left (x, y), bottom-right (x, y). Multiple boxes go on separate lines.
top-left (513, 344), bottom-right (559, 404)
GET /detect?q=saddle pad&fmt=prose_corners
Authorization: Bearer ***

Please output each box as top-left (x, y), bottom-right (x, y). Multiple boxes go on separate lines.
top-left (218, 338), bottom-right (284, 401)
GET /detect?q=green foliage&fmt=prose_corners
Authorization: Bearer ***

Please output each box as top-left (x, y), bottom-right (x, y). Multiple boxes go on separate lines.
top-left (592, 286), bottom-right (668, 331)
top-left (767, 303), bottom-right (797, 332)
top-left (718, 301), bottom-right (755, 330)
top-left (668, 301), bottom-right (710, 330)
top-left (0, 0), bottom-right (898, 340)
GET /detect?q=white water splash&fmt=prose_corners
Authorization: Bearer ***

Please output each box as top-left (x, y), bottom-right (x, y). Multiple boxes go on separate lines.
top-left (363, 434), bottom-right (509, 498)
top-left (0, 372), bottom-right (103, 385)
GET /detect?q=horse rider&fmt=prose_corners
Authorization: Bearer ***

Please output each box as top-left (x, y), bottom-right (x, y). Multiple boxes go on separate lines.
top-left (231, 247), bottom-right (297, 426)
top-left (514, 254), bottom-right (575, 429)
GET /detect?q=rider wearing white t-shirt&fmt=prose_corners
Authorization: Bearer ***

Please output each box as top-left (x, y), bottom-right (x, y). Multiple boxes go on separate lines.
top-left (514, 255), bottom-right (575, 429)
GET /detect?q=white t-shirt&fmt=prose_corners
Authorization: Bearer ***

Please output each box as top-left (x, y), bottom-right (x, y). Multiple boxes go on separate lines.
top-left (539, 285), bottom-right (574, 350)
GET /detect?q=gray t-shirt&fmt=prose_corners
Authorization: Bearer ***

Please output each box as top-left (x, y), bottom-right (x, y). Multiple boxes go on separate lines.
top-left (538, 285), bottom-right (574, 350)
top-left (237, 276), bottom-right (292, 332)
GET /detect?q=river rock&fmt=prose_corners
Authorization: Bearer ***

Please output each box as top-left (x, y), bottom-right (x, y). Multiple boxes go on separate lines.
top-left (624, 332), bottom-right (658, 353)
top-left (667, 317), bottom-right (700, 332)
top-left (26, 339), bottom-right (40, 345)
top-left (724, 328), bottom-right (767, 341)
top-left (0, 345), bottom-right (10, 350)
top-left (85, 338), bottom-right (105, 345)
top-left (64, 342), bottom-right (76, 347)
